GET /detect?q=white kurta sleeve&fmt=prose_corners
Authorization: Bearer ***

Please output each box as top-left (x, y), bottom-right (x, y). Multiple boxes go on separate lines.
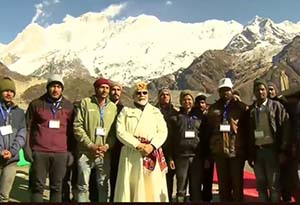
top-left (116, 107), bottom-right (140, 149)
top-left (150, 108), bottom-right (168, 149)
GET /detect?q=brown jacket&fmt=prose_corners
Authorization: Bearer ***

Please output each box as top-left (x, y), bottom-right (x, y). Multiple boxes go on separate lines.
top-left (205, 98), bottom-right (248, 158)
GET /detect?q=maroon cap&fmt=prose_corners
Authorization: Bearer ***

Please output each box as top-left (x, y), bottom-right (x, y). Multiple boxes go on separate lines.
top-left (93, 78), bottom-right (110, 88)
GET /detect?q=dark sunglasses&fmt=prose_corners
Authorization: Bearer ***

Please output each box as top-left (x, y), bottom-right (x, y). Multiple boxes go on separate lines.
top-left (136, 91), bottom-right (148, 95)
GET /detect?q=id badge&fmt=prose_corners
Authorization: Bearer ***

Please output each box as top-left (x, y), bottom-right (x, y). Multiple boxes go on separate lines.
top-left (185, 131), bottom-right (195, 138)
top-left (96, 127), bottom-right (106, 136)
top-left (49, 120), bottom-right (60, 128)
top-left (0, 125), bottom-right (13, 135)
top-left (254, 130), bottom-right (264, 139)
top-left (220, 124), bottom-right (230, 132)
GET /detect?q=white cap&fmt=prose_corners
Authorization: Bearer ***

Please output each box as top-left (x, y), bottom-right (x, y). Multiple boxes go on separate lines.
top-left (218, 78), bottom-right (233, 89)
top-left (47, 74), bottom-right (64, 88)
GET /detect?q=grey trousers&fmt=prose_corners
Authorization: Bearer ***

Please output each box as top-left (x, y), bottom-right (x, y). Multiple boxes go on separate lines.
top-left (254, 147), bottom-right (280, 202)
top-left (0, 162), bottom-right (18, 202)
top-left (77, 153), bottom-right (111, 202)
top-left (175, 156), bottom-right (204, 202)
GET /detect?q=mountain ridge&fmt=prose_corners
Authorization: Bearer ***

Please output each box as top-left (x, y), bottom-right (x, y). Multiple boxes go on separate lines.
top-left (1, 11), bottom-right (244, 84)
top-left (2, 13), bottom-right (300, 106)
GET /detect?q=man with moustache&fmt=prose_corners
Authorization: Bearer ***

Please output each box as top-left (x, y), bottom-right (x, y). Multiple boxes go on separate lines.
top-left (205, 78), bottom-right (248, 201)
top-left (25, 74), bottom-right (74, 202)
top-left (156, 87), bottom-right (178, 201)
top-left (89, 81), bottom-right (124, 202)
top-left (267, 82), bottom-right (287, 106)
top-left (0, 77), bottom-right (26, 202)
top-left (110, 82), bottom-right (124, 113)
top-left (74, 78), bottom-right (117, 202)
top-left (248, 79), bottom-right (289, 202)
top-left (267, 81), bottom-right (292, 202)
top-left (114, 82), bottom-right (168, 202)
top-left (109, 82), bottom-right (124, 202)
top-left (192, 94), bottom-right (214, 202)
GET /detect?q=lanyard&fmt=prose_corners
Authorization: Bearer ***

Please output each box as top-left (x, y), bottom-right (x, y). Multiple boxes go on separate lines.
top-left (0, 103), bottom-right (11, 123)
top-left (187, 116), bottom-right (194, 129)
top-left (99, 103), bottom-right (107, 127)
top-left (50, 101), bottom-right (61, 117)
top-left (223, 102), bottom-right (234, 135)
top-left (223, 102), bottom-right (230, 123)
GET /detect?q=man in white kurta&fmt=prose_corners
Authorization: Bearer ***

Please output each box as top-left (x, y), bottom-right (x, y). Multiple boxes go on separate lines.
top-left (114, 82), bottom-right (169, 202)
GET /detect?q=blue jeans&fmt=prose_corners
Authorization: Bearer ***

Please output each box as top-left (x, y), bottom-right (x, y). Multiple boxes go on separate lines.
top-left (77, 153), bottom-right (110, 202)
top-left (254, 147), bottom-right (280, 202)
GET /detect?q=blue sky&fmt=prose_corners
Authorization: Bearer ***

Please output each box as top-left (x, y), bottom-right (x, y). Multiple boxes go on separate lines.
top-left (1, 0), bottom-right (300, 44)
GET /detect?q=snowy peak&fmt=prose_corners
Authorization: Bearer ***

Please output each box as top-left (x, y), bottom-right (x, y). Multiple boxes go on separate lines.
top-left (0, 43), bottom-right (5, 52)
top-left (65, 3), bottom-right (126, 23)
top-left (225, 16), bottom-right (298, 52)
top-left (246, 16), bottom-right (287, 41)
top-left (278, 20), bottom-right (300, 34)
top-left (3, 23), bottom-right (46, 56)
top-left (0, 10), bottom-right (243, 84)
top-left (247, 15), bottom-right (271, 26)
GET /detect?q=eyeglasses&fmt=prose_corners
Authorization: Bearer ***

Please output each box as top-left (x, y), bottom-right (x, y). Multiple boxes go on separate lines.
top-left (136, 91), bottom-right (148, 95)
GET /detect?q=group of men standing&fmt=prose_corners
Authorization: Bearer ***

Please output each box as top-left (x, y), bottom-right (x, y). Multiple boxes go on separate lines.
top-left (154, 77), bottom-right (299, 203)
top-left (0, 74), bottom-right (125, 202)
top-left (0, 73), bottom-right (300, 202)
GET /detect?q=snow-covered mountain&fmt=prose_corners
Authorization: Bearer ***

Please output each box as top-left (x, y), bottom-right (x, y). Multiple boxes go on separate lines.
top-left (225, 16), bottom-right (300, 53)
top-left (0, 43), bottom-right (5, 52)
top-left (0, 7), bottom-right (243, 84)
top-left (2, 8), bottom-right (300, 86)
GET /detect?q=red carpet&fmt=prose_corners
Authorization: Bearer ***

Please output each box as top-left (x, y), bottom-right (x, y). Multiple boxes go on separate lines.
top-left (243, 170), bottom-right (259, 200)
top-left (213, 167), bottom-right (297, 202)
top-left (213, 167), bottom-right (259, 201)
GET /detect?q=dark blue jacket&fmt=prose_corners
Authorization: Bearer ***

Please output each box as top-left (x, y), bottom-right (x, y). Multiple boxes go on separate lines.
top-left (170, 107), bottom-right (203, 157)
top-left (0, 102), bottom-right (26, 164)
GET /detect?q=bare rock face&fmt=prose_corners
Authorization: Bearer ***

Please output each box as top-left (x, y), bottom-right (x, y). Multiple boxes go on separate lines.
top-left (0, 62), bottom-right (31, 81)
top-left (150, 48), bottom-right (269, 104)
top-left (251, 35), bottom-right (300, 103)
top-left (149, 50), bottom-right (236, 93)
top-left (32, 57), bottom-right (91, 78)
top-left (175, 50), bottom-right (236, 93)
top-left (269, 36), bottom-right (300, 88)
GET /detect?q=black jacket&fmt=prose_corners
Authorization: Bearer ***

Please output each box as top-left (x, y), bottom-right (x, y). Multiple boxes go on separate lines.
top-left (157, 103), bottom-right (178, 161)
top-left (170, 108), bottom-right (204, 158)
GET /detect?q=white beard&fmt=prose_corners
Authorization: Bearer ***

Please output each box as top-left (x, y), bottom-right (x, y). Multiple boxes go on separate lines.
top-left (136, 99), bottom-right (148, 106)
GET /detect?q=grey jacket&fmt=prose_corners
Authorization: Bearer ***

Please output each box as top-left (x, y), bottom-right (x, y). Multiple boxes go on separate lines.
top-left (248, 99), bottom-right (289, 155)
top-left (0, 102), bottom-right (26, 164)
